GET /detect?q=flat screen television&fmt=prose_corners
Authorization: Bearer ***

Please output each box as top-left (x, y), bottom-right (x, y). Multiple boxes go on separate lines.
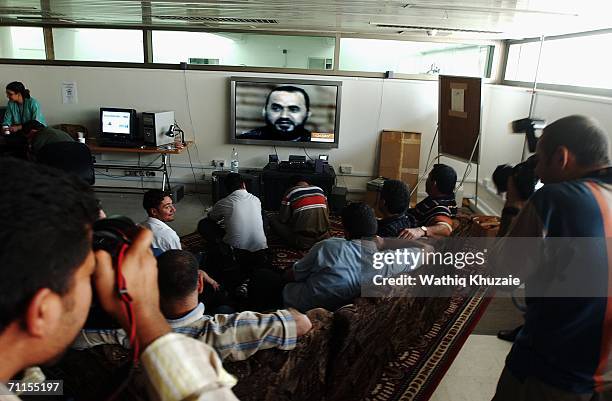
top-left (230, 77), bottom-right (342, 149)
top-left (99, 107), bottom-right (137, 142)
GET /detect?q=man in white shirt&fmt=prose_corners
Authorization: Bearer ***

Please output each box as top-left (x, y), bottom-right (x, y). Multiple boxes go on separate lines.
top-left (198, 173), bottom-right (268, 290)
top-left (140, 189), bottom-right (182, 253)
top-left (201, 173), bottom-right (267, 252)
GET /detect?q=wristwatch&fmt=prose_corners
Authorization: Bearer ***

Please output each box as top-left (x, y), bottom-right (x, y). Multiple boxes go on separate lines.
top-left (420, 226), bottom-right (428, 237)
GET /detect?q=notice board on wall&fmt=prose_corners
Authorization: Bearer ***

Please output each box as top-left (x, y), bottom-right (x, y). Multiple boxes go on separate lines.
top-left (438, 75), bottom-right (481, 163)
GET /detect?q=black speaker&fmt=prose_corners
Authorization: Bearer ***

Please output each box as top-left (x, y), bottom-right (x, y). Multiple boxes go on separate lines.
top-left (329, 186), bottom-right (347, 214)
top-left (169, 184), bottom-right (185, 203)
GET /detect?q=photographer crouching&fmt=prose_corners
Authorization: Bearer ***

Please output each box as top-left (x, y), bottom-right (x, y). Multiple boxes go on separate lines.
top-left (491, 115), bottom-right (611, 401)
top-left (0, 158), bottom-right (238, 400)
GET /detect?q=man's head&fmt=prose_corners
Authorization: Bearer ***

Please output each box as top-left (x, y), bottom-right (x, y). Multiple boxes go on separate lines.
top-left (341, 202), bottom-right (377, 240)
top-left (156, 250), bottom-right (203, 316)
top-left (535, 115), bottom-right (610, 184)
top-left (225, 172), bottom-right (245, 193)
top-left (289, 175), bottom-right (308, 187)
top-left (0, 158), bottom-right (99, 374)
top-left (380, 180), bottom-right (410, 216)
top-left (426, 164), bottom-right (457, 197)
top-left (263, 86), bottom-right (311, 134)
top-left (143, 189), bottom-right (176, 222)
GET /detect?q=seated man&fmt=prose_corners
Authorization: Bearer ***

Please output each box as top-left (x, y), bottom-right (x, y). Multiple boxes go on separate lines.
top-left (74, 249), bottom-right (312, 362)
top-left (140, 189), bottom-right (181, 253)
top-left (283, 203), bottom-right (409, 313)
top-left (377, 179), bottom-right (416, 237)
top-left (400, 164), bottom-right (458, 239)
top-left (0, 158), bottom-right (237, 400)
top-left (198, 173), bottom-right (268, 287)
top-left (270, 175), bottom-right (330, 249)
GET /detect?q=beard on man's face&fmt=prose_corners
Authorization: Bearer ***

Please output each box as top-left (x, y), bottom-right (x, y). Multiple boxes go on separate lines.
top-left (265, 115), bottom-right (306, 134)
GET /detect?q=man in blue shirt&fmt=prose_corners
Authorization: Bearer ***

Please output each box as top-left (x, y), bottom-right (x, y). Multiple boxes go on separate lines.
top-left (493, 115), bottom-right (612, 400)
top-left (283, 203), bottom-right (408, 312)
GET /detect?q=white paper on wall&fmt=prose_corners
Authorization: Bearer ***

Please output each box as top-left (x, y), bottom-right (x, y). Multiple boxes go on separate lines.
top-left (62, 81), bottom-right (78, 104)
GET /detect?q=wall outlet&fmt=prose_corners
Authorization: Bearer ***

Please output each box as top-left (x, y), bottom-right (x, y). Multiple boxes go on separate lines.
top-left (212, 159), bottom-right (226, 168)
top-left (339, 164), bottom-right (353, 174)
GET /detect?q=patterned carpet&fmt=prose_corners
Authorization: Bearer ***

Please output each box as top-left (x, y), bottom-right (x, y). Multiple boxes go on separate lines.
top-left (183, 214), bottom-right (492, 401)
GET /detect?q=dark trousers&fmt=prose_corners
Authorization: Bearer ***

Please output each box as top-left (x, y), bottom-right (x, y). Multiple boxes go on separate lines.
top-left (197, 217), bottom-right (269, 290)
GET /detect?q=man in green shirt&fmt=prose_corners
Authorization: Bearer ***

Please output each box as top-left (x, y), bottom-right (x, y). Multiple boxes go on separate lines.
top-left (22, 120), bottom-right (74, 159)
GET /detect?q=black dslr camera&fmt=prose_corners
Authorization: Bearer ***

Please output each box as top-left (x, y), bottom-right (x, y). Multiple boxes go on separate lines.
top-left (492, 155), bottom-right (539, 200)
top-left (92, 216), bottom-right (139, 259)
top-left (491, 118), bottom-right (545, 201)
top-left (86, 216), bottom-right (140, 329)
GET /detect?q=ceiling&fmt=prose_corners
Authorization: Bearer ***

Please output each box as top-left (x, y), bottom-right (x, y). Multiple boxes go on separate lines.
top-left (0, 0), bottom-right (610, 40)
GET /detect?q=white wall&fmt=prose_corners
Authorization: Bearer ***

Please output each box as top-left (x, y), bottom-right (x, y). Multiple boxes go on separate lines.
top-left (1, 64), bottom-right (611, 205)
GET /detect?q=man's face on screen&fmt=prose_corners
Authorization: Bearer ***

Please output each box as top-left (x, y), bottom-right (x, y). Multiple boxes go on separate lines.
top-left (264, 91), bottom-right (309, 133)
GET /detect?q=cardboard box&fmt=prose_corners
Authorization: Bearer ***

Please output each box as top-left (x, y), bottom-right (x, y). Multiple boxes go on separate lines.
top-left (378, 130), bottom-right (421, 206)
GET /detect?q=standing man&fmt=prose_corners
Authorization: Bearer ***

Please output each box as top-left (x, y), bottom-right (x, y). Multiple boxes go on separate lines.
top-left (141, 189), bottom-right (181, 253)
top-left (492, 115), bottom-right (612, 401)
top-left (238, 86), bottom-right (312, 142)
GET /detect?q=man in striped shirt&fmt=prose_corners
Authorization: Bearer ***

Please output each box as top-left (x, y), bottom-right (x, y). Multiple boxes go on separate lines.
top-left (399, 164), bottom-right (458, 239)
top-left (270, 175), bottom-right (330, 249)
top-left (492, 115), bottom-right (611, 400)
top-left (73, 250), bottom-right (312, 362)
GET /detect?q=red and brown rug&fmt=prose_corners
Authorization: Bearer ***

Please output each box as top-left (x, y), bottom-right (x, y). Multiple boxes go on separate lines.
top-left (182, 215), bottom-right (492, 401)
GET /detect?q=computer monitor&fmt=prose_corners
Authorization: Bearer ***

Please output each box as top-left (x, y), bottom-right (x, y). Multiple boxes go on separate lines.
top-left (99, 108), bottom-right (137, 142)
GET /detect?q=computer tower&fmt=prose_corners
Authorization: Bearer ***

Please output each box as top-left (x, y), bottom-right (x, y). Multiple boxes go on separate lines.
top-left (142, 111), bottom-right (175, 147)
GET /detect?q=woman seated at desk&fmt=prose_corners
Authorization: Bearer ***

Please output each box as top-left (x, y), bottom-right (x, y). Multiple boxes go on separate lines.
top-left (3, 81), bottom-right (46, 133)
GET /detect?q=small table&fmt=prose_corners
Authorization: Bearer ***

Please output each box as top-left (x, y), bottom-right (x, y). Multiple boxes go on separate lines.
top-left (88, 140), bottom-right (193, 191)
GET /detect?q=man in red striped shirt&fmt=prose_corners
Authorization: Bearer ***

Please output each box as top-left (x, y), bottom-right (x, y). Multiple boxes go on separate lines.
top-left (270, 175), bottom-right (330, 249)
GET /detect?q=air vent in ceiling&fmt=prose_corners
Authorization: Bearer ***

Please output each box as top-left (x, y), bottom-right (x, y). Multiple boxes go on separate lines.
top-left (372, 24), bottom-right (501, 34)
top-left (155, 16), bottom-right (278, 24)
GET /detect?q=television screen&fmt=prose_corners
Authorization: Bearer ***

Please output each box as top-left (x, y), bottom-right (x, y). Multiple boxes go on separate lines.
top-left (230, 77), bottom-right (342, 149)
top-left (101, 110), bottom-right (132, 135)
top-left (99, 108), bottom-right (137, 142)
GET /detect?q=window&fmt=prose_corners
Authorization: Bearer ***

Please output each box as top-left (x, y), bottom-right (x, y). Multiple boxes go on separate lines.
top-left (504, 31), bottom-right (612, 90)
top-left (339, 38), bottom-right (493, 77)
top-left (0, 27), bottom-right (45, 59)
top-left (152, 31), bottom-right (335, 69)
top-left (52, 28), bottom-right (143, 62)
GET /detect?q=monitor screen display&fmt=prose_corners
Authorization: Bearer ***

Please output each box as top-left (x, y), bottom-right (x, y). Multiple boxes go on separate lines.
top-left (101, 110), bottom-right (132, 135)
top-left (230, 77), bottom-right (342, 149)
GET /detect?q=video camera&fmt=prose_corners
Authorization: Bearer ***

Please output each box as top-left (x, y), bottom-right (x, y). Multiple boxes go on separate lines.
top-left (492, 118), bottom-right (545, 200)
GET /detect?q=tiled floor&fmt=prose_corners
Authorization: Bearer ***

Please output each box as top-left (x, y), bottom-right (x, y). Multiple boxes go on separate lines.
top-left (429, 334), bottom-right (512, 401)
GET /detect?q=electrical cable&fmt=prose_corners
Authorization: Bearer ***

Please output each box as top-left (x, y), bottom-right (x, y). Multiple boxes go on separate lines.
top-left (303, 147), bottom-right (313, 160)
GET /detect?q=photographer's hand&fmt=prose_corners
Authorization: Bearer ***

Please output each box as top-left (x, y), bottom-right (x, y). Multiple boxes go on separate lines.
top-left (93, 228), bottom-right (171, 350)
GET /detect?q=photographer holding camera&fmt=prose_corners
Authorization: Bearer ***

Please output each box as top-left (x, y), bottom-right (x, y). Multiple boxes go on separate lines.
top-left (492, 115), bottom-right (611, 401)
top-left (0, 158), bottom-right (238, 400)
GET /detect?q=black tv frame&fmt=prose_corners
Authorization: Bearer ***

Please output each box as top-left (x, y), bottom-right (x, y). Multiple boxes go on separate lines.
top-left (229, 77), bottom-right (342, 149)
top-left (99, 107), bottom-right (138, 142)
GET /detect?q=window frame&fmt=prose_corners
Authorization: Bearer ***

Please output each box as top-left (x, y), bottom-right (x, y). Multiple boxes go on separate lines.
top-left (0, 22), bottom-right (500, 82)
top-left (501, 28), bottom-right (612, 97)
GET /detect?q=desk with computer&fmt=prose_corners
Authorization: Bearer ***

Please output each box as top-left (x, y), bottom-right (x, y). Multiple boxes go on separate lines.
top-left (92, 108), bottom-right (189, 196)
